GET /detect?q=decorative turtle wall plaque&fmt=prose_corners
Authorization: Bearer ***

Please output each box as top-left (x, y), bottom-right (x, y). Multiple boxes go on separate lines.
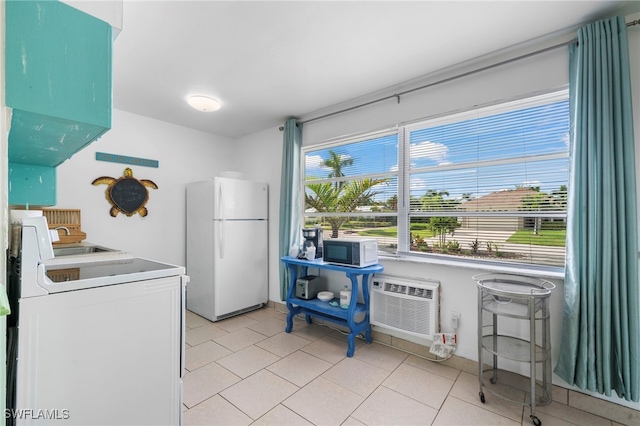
top-left (92, 168), bottom-right (158, 217)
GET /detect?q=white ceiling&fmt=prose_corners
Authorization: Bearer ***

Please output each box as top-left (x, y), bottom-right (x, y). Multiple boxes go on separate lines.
top-left (112, 1), bottom-right (640, 139)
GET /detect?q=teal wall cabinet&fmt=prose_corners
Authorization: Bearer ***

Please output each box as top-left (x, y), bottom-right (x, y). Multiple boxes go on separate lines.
top-left (5, 0), bottom-right (113, 206)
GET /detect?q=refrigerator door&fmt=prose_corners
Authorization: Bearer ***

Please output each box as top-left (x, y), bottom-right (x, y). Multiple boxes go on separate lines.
top-left (214, 219), bottom-right (268, 317)
top-left (186, 181), bottom-right (215, 320)
top-left (214, 177), bottom-right (268, 220)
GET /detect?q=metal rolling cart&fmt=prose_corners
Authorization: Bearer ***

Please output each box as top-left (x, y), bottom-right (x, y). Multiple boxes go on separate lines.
top-left (474, 273), bottom-right (555, 426)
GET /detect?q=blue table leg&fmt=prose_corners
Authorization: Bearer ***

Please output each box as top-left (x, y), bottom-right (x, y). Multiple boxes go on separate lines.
top-left (361, 274), bottom-right (373, 344)
top-left (285, 312), bottom-right (294, 333)
top-left (284, 263), bottom-right (299, 333)
top-left (364, 328), bottom-right (372, 343)
top-left (347, 333), bottom-right (356, 357)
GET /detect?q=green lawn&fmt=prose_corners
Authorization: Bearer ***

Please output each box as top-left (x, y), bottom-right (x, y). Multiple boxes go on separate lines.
top-left (358, 227), bottom-right (398, 237)
top-left (358, 226), bottom-right (435, 238)
top-left (506, 229), bottom-right (566, 247)
top-left (351, 226), bottom-right (566, 248)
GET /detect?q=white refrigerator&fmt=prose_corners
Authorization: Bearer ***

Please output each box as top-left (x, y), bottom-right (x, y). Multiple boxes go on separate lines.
top-left (186, 177), bottom-right (268, 321)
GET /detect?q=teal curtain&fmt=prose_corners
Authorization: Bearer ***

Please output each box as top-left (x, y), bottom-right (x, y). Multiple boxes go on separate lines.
top-left (554, 16), bottom-right (639, 402)
top-left (278, 118), bottom-right (302, 301)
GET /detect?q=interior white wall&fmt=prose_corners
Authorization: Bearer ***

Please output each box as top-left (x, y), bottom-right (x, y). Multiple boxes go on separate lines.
top-left (301, 35), bottom-right (571, 145)
top-left (233, 126), bottom-right (284, 302)
top-left (238, 40), bottom-right (572, 360)
top-left (55, 109), bottom-right (235, 266)
top-left (236, 26), bottom-right (640, 410)
top-left (42, 13), bottom-right (640, 411)
top-left (295, 35), bottom-right (572, 355)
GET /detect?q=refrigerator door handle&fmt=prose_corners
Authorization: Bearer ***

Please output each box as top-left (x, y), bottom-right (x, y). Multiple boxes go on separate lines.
top-left (218, 183), bottom-right (224, 220)
top-left (219, 184), bottom-right (225, 259)
top-left (220, 221), bottom-right (225, 259)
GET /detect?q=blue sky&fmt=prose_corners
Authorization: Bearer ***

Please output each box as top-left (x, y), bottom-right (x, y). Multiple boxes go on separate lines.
top-left (305, 99), bottom-right (569, 202)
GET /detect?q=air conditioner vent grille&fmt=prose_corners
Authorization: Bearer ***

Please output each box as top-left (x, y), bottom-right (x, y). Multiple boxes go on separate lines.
top-left (371, 275), bottom-right (440, 340)
top-left (382, 282), bottom-right (435, 299)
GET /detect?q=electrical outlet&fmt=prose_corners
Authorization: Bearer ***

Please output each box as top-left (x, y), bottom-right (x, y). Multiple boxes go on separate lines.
top-left (451, 311), bottom-right (461, 330)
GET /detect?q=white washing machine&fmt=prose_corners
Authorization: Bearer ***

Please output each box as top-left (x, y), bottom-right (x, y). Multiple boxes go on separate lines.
top-left (12, 217), bottom-right (187, 426)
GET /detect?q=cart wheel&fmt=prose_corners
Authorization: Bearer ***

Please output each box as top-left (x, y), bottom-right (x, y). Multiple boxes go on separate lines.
top-left (490, 377), bottom-right (497, 384)
top-left (530, 415), bottom-right (541, 426)
top-left (479, 392), bottom-right (485, 403)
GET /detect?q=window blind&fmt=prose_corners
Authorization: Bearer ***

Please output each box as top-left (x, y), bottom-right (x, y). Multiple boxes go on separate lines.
top-left (405, 91), bottom-right (569, 266)
top-left (303, 132), bottom-right (399, 248)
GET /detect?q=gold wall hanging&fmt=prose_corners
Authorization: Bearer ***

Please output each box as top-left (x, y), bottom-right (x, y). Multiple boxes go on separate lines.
top-left (92, 168), bottom-right (158, 217)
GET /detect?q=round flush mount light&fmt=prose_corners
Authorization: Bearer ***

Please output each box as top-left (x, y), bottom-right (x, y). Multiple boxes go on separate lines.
top-left (187, 95), bottom-right (221, 112)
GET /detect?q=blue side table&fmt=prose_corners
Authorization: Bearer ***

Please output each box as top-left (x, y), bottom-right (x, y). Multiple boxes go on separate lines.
top-left (281, 256), bottom-right (383, 357)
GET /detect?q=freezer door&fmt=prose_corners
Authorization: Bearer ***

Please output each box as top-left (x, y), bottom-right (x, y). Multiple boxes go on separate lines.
top-left (214, 177), bottom-right (268, 220)
top-left (214, 220), bottom-right (268, 317)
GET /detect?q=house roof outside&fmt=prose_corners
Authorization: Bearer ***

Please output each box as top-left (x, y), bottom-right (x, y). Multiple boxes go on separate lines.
top-left (460, 187), bottom-right (539, 212)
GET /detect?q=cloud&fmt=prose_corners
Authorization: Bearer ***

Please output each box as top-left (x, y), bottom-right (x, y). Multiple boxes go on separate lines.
top-left (409, 176), bottom-right (428, 192)
top-left (410, 140), bottom-right (449, 165)
top-left (305, 153), bottom-right (353, 170)
top-left (522, 180), bottom-right (542, 188)
top-left (305, 154), bottom-right (324, 169)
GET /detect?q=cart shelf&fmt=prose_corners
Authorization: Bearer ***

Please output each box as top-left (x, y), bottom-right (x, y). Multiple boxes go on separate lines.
top-left (481, 334), bottom-right (550, 363)
top-left (480, 369), bottom-right (552, 407)
top-left (481, 296), bottom-right (549, 319)
top-left (475, 272), bottom-right (555, 426)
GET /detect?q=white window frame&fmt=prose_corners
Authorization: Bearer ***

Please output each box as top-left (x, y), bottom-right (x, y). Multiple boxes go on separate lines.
top-left (302, 89), bottom-right (569, 275)
top-left (301, 129), bottom-right (400, 251)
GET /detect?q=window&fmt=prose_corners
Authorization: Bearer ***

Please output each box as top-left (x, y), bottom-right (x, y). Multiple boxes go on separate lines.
top-left (303, 90), bottom-right (569, 268)
top-left (303, 132), bottom-right (399, 253)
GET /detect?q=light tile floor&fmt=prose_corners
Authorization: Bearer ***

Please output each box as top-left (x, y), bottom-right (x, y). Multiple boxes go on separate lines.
top-left (183, 307), bottom-right (626, 426)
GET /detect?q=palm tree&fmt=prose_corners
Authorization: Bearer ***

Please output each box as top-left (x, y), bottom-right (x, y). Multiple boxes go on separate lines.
top-left (321, 150), bottom-right (353, 190)
top-left (306, 178), bottom-right (388, 238)
top-left (420, 189), bottom-right (450, 211)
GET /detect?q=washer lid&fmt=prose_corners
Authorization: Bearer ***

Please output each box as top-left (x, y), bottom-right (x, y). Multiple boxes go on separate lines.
top-left (36, 257), bottom-right (185, 294)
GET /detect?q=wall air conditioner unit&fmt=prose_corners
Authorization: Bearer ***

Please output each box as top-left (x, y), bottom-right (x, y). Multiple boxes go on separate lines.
top-left (370, 274), bottom-right (440, 340)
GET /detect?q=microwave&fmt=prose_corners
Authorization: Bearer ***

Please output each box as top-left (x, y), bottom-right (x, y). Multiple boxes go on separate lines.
top-left (322, 238), bottom-right (378, 267)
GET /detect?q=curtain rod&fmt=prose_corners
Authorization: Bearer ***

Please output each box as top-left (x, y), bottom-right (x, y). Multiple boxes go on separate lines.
top-left (295, 19), bottom-right (639, 126)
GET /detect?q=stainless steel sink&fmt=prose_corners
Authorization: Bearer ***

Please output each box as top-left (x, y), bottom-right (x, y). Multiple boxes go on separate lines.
top-left (53, 246), bottom-right (116, 257)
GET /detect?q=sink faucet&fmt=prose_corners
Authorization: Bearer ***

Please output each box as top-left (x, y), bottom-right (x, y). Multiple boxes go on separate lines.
top-left (54, 226), bottom-right (71, 236)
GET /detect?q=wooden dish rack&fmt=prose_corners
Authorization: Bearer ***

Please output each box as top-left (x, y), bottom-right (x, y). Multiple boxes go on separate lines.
top-left (42, 209), bottom-right (87, 244)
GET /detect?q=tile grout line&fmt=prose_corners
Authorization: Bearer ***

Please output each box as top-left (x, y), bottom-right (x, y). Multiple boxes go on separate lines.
top-left (185, 308), bottom-right (635, 425)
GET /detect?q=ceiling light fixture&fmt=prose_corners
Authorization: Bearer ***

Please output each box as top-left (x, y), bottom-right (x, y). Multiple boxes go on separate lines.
top-left (187, 95), bottom-right (221, 112)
